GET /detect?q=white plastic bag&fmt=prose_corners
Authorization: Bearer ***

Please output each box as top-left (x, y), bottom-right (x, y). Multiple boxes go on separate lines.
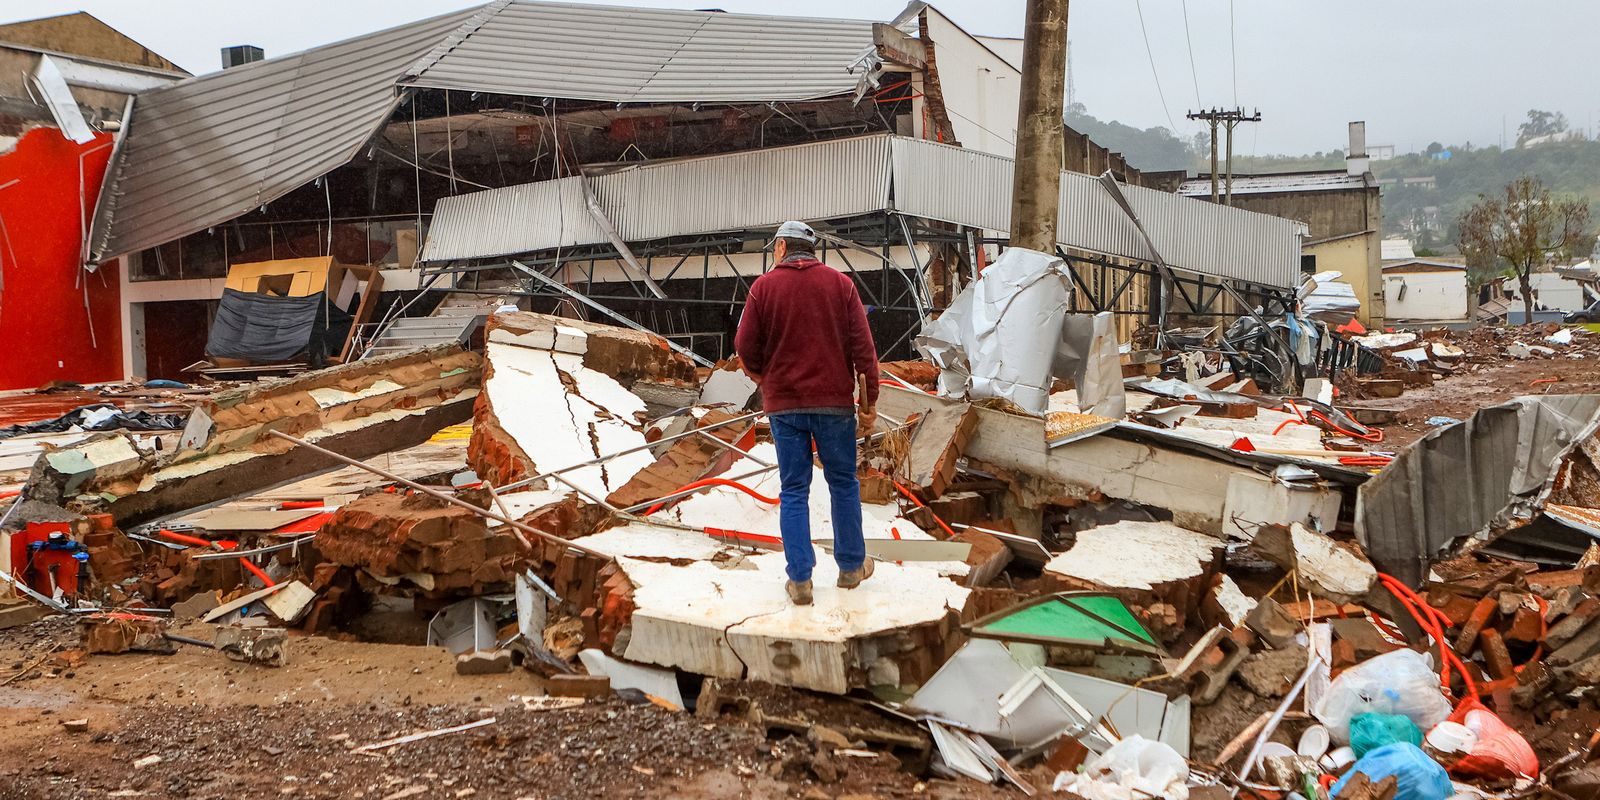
top-left (1313, 649), bottom-right (1451, 743)
top-left (1053, 735), bottom-right (1190, 800)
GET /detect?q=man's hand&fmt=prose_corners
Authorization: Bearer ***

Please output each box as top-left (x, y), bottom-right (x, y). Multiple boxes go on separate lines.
top-left (857, 404), bottom-right (877, 436)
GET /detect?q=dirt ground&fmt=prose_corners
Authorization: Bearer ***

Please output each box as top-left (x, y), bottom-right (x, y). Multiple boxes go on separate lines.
top-left (1351, 332), bottom-right (1600, 449)
top-left (0, 618), bottom-right (1014, 800)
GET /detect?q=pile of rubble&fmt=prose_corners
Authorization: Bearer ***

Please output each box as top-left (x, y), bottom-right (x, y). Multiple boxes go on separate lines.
top-left (10, 299), bottom-right (1600, 798)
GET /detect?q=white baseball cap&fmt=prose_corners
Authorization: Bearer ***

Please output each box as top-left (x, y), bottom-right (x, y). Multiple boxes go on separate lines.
top-left (774, 220), bottom-right (817, 245)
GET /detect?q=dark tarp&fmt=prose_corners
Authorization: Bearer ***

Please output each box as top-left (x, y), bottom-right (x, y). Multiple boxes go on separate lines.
top-left (0, 404), bottom-right (187, 439)
top-left (205, 288), bottom-right (355, 366)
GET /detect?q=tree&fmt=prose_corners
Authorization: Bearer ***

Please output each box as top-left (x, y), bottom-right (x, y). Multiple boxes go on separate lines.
top-left (1518, 109), bottom-right (1569, 144)
top-left (1458, 176), bottom-right (1591, 321)
top-left (1426, 142), bottom-right (1444, 156)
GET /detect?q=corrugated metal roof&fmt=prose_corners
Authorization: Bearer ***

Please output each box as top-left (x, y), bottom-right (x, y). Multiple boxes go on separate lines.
top-left (1177, 171), bottom-right (1368, 197)
top-left (422, 134), bottom-right (1304, 289)
top-left (403, 0), bottom-right (875, 103)
top-left (87, 8), bottom-right (479, 263)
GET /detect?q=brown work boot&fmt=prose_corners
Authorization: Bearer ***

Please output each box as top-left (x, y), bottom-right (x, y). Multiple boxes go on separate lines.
top-left (836, 559), bottom-right (875, 589)
top-left (786, 579), bottom-right (813, 606)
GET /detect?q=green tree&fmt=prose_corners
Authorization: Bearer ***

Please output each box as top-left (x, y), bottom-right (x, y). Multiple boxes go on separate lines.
top-left (1426, 142), bottom-right (1444, 156)
top-left (1458, 176), bottom-right (1591, 320)
top-left (1518, 109), bottom-right (1569, 144)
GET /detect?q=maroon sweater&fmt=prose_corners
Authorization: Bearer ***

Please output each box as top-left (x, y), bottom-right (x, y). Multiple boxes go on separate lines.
top-left (734, 255), bottom-right (880, 413)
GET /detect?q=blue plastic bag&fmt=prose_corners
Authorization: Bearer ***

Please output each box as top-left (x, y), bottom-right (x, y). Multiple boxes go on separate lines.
top-left (1332, 743), bottom-right (1452, 800)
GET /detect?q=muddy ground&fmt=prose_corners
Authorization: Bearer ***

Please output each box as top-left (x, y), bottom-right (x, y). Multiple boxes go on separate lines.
top-left (1350, 328), bottom-right (1600, 449)
top-left (0, 618), bottom-right (1013, 800)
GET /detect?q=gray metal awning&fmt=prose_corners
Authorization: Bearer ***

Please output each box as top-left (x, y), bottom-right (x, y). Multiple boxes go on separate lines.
top-left (421, 134), bottom-right (1306, 289)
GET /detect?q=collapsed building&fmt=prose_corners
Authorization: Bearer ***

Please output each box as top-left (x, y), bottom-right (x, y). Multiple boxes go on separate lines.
top-left (10, 2), bottom-right (1600, 798)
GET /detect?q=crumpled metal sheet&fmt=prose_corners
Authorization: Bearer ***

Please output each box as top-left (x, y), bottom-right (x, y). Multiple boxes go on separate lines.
top-left (916, 247), bottom-right (1072, 414)
top-left (1057, 311), bottom-right (1126, 419)
top-left (1300, 271), bottom-right (1361, 326)
top-left (1356, 395), bottom-right (1600, 586)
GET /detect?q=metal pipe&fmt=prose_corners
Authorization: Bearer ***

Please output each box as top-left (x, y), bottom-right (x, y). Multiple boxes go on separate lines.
top-left (265, 431), bottom-right (609, 559)
top-left (618, 414), bottom-right (905, 514)
top-left (509, 259), bottom-right (713, 368)
top-left (495, 410), bottom-right (762, 493)
top-left (693, 429), bottom-right (772, 467)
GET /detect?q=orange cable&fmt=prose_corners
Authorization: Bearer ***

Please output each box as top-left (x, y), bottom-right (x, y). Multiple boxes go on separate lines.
top-left (643, 477), bottom-right (778, 516)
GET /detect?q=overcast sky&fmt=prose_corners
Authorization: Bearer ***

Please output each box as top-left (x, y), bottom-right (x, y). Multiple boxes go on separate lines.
top-left (13, 0), bottom-right (1600, 157)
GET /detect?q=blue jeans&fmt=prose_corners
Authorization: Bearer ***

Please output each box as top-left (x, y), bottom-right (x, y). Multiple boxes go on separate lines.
top-left (769, 413), bottom-right (865, 583)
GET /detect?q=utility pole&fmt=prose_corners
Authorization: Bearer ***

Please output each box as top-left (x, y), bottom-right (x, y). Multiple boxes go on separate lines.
top-left (1009, 0), bottom-right (1069, 252)
top-left (1187, 107), bottom-right (1261, 205)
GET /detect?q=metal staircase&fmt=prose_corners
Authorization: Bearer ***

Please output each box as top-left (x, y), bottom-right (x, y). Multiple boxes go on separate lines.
top-left (360, 292), bottom-right (508, 359)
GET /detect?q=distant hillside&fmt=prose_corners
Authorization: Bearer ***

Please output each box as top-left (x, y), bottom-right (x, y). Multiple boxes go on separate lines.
top-left (1233, 142), bottom-right (1600, 250)
top-left (1065, 105), bottom-right (1195, 171)
top-left (1072, 109), bottom-right (1600, 253)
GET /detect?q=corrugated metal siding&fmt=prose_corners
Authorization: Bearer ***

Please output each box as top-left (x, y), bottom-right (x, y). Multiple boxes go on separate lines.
top-left (1356, 396), bottom-right (1600, 585)
top-left (88, 9), bottom-right (478, 262)
top-left (890, 138), bottom-right (1011, 232)
top-left (892, 138), bottom-right (1302, 288)
top-left (402, 1), bottom-right (874, 103)
top-left (421, 177), bottom-right (608, 262)
top-left (421, 136), bottom-right (892, 261)
top-left (422, 134), bottom-right (1300, 288)
top-left (599, 136), bottom-right (891, 242)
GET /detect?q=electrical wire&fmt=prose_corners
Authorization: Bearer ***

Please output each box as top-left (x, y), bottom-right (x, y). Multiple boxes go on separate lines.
top-left (1133, 0), bottom-right (1180, 133)
top-left (1229, 0), bottom-right (1238, 107)
top-left (1181, 0), bottom-right (1203, 109)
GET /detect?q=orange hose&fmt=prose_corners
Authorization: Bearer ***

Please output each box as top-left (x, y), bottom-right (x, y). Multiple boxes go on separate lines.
top-left (1309, 409), bottom-right (1384, 443)
top-left (643, 478), bottom-right (778, 516)
top-left (1282, 400), bottom-right (1307, 422)
top-left (890, 480), bottom-right (958, 539)
top-left (159, 529), bottom-right (273, 588)
top-left (0, 489), bottom-right (19, 500)
top-left (239, 558), bottom-right (276, 588)
top-left (1378, 573), bottom-right (1478, 702)
top-left (1272, 418), bottom-right (1309, 435)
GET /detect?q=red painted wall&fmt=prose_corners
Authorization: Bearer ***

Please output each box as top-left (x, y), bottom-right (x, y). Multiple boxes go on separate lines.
top-left (0, 127), bottom-right (123, 390)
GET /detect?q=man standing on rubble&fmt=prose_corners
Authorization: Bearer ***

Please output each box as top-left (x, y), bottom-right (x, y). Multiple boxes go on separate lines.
top-left (735, 221), bottom-right (880, 606)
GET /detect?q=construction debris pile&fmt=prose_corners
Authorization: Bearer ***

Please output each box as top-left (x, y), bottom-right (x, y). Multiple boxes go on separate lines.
top-left (8, 305), bottom-right (1600, 798)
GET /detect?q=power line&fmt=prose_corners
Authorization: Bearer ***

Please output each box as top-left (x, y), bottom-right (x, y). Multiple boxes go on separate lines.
top-left (1181, 0), bottom-right (1203, 108)
top-left (1230, 0), bottom-right (1238, 107)
top-left (1133, 0), bottom-right (1179, 132)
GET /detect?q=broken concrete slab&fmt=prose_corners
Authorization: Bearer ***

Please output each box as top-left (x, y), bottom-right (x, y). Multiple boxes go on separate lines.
top-left (1043, 520), bottom-right (1222, 634)
top-left (470, 328), bottom-right (655, 495)
top-left (32, 347), bottom-right (481, 525)
top-left (1251, 523), bottom-right (1377, 605)
top-left (902, 403), bottom-right (978, 500)
top-left (572, 522), bottom-right (969, 694)
top-left (1222, 472), bottom-right (1343, 543)
top-left (879, 385), bottom-right (1364, 536)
